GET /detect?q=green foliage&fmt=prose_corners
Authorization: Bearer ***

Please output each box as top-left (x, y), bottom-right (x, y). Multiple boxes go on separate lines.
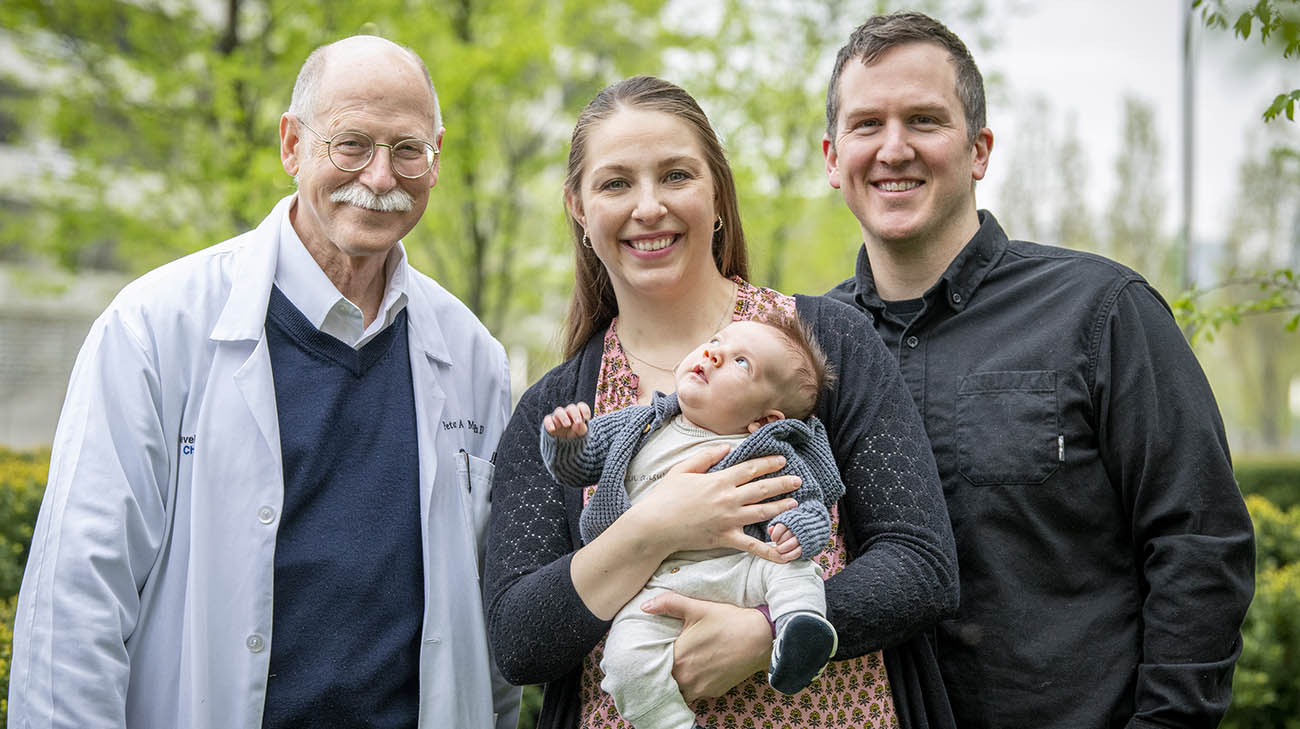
top-left (1195, 0), bottom-right (1300, 123)
top-left (1173, 139), bottom-right (1300, 343)
top-left (1221, 495), bottom-right (1300, 729)
top-left (0, 448), bottom-right (48, 601)
top-left (0, 447), bottom-right (47, 728)
top-left (1234, 455), bottom-right (1300, 509)
top-left (0, 0), bottom-right (1002, 380)
top-left (1266, 88), bottom-right (1300, 122)
top-left (519, 684), bottom-right (543, 729)
top-left (0, 0), bottom-right (686, 380)
top-left (1173, 269), bottom-right (1300, 342)
top-left (0, 595), bottom-right (12, 720)
top-left (1105, 97), bottom-right (1177, 293)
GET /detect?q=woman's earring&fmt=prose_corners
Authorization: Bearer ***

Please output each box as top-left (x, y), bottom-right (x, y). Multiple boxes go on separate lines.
top-left (581, 231), bottom-right (593, 249)
top-left (713, 216), bottom-right (723, 232)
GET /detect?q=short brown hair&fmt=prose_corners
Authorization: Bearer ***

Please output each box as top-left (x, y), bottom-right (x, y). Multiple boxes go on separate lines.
top-left (760, 316), bottom-right (834, 421)
top-left (561, 76), bottom-right (749, 358)
top-left (825, 12), bottom-right (985, 146)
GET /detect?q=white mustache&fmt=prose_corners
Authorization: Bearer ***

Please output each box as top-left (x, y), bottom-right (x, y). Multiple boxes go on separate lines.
top-left (328, 182), bottom-right (414, 213)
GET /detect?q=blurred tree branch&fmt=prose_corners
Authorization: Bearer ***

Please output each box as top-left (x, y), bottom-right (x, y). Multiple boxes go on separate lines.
top-left (1194, 0), bottom-right (1300, 122)
top-left (1179, 0), bottom-right (1300, 339)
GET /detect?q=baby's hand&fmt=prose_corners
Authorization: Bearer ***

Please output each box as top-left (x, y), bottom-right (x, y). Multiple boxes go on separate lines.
top-left (767, 523), bottom-right (803, 562)
top-left (543, 402), bottom-right (593, 440)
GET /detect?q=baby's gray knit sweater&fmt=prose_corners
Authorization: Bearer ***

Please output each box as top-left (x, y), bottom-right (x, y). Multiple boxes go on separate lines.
top-left (539, 391), bottom-right (845, 557)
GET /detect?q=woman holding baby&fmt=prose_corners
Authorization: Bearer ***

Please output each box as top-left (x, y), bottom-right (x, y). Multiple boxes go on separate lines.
top-left (483, 76), bottom-right (956, 729)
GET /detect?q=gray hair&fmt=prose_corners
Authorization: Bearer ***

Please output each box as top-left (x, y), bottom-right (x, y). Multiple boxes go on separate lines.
top-left (288, 35), bottom-right (442, 131)
top-left (825, 12), bottom-right (985, 147)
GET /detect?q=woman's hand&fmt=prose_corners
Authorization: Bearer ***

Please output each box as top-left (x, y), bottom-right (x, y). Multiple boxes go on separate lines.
top-left (626, 445), bottom-right (801, 562)
top-left (571, 445), bottom-right (799, 620)
top-left (641, 592), bottom-right (772, 702)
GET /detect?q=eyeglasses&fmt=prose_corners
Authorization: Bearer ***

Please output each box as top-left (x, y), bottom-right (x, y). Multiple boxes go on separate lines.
top-left (297, 118), bottom-right (438, 179)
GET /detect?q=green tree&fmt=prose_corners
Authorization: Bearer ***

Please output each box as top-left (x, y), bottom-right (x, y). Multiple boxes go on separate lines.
top-left (1105, 96), bottom-right (1178, 293)
top-left (1183, 134), bottom-right (1300, 449)
top-left (1054, 115), bottom-right (1098, 252)
top-left (1174, 137), bottom-right (1300, 340)
top-left (995, 97), bottom-right (1097, 252)
top-left (1195, 0), bottom-right (1300, 123)
top-left (413, 0), bottom-right (681, 342)
top-left (0, 0), bottom-right (298, 269)
top-left (1179, 0), bottom-right (1300, 337)
top-left (996, 96), bottom-right (1054, 243)
top-left (0, 0), bottom-right (684, 379)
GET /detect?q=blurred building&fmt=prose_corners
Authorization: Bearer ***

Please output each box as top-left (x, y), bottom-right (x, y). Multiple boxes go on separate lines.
top-left (0, 265), bottom-right (126, 448)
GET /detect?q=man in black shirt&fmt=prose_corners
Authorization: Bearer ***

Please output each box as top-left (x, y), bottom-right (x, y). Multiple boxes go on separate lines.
top-left (821, 12), bottom-right (1255, 729)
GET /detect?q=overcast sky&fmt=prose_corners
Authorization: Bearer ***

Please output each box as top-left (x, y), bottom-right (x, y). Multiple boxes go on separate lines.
top-left (952, 0), bottom-right (1299, 252)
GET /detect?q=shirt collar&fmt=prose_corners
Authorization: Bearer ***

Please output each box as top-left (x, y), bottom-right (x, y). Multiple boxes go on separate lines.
top-left (275, 201), bottom-right (344, 330)
top-left (274, 197), bottom-right (411, 347)
top-left (852, 209), bottom-right (1008, 315)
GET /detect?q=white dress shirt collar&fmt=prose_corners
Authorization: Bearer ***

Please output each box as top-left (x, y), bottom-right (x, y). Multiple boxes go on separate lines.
top-left (275, 197), bottom-right (410, 349)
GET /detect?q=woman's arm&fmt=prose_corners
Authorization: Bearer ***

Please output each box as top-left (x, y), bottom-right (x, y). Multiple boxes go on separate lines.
top-left (645, 297), bottom-right (958, 699)
top-left (483, 372), bottom-right (801, 685)
top-left (485, 376), bottom-right (609, 685)
top-left (803, 295), bottom-right (959, 657)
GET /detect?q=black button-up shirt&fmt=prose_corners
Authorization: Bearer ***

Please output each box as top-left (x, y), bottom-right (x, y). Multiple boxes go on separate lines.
top-left (827, 211), bottom-right (1255, 729)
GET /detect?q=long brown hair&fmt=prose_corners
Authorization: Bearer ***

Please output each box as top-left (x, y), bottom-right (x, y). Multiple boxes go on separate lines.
top-left (561, 76), bottom-right (749, 359)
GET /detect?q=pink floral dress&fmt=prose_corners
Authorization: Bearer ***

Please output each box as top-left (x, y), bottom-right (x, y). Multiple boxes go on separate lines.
top-left (579, 278), bottom-right (900, 729)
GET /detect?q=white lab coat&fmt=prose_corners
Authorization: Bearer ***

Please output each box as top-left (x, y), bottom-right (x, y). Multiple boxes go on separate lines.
top-left (8, 196), bottom-right (520, 729)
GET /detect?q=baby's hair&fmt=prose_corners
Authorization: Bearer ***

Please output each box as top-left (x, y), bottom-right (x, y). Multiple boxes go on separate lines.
top-left (761, 315), bottom-right (835, 420)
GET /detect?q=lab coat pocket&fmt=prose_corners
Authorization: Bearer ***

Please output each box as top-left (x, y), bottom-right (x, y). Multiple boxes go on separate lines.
top-left (456, 449), bottom-right (495, 569)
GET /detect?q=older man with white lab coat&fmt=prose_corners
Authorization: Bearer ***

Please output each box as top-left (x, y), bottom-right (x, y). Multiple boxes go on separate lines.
top-left (8, 36), bottom-right (518, 729)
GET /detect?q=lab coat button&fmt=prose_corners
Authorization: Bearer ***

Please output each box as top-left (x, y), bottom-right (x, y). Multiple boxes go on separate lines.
top-left (246, 634), bottom-right (265, 653)
top-left (257, 506), bottom-right (276, 524)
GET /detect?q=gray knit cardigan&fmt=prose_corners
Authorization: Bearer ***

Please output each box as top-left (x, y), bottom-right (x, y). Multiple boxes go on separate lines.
top-left (540, 391), bottom-right (844, 555)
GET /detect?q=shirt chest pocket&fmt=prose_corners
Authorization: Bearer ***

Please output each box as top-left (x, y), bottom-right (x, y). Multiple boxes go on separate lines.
top-left (956, 370), bottom-right (1061, 485)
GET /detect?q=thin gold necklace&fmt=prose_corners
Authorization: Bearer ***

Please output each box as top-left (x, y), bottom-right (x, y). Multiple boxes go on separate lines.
top-left (621, 280), bottom-right (738, 374)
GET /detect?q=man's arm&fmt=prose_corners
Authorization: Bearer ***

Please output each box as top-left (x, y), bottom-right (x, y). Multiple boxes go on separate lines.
top-left (1096, 282), bottom-right (1254, 728)
top-left (9, 309), bottom-right (169, 729)
top-left (798, 295), bottom-right (959, 658)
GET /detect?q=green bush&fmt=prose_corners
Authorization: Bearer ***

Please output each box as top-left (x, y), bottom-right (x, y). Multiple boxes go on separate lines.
top-left (519, 684), bottom-right (542, 729)
top-left (1222, 495), bottom-right (1300, 729)
top-left (1234, 455), bottom-right (1300, 509)
top-left (0, 448), bottom-right (48, 602)
top-left (1, 594), bottom-right (13, 720)
top-left (0, 448), bottom-right (44, 728)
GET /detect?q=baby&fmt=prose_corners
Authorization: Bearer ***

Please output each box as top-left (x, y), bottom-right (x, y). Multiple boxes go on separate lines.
top-left (540, 317), bottom-right (843, 729)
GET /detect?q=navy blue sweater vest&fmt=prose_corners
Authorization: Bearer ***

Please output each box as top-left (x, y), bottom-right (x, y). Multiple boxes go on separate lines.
top-left (262, 286), bottom-right (423, 729)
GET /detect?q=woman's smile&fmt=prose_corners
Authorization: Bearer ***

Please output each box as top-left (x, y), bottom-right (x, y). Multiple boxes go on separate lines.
top-left (623, 233), bottom-right (680, 252)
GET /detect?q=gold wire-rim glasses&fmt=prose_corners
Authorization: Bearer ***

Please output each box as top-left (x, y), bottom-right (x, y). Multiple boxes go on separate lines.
top-left (296, 117), bottom-right (438, 179)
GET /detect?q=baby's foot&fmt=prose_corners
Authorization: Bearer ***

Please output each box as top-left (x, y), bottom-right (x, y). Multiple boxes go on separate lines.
top-left (767, 613), bottom-right (838, 695)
